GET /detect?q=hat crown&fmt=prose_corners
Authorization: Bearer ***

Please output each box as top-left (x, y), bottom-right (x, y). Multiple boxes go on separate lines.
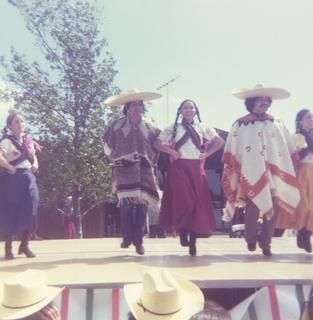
top-left (126, 89), bottom-right (139, 94)
top-left (124, 269), bottom-right (205, 320)
top-left (140, 270), bottom-right (182, 315)
top-left (2, 270), bottom-right (48, 308)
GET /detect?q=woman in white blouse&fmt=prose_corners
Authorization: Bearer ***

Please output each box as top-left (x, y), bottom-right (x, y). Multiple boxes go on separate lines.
top-left (154, 100), bottom-right (224, 255)
top-left (0, 111), bottom-right (39, 259)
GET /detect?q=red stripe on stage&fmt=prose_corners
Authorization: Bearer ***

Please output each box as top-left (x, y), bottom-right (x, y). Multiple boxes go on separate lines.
top-left (112, 288), bottom-right (120, 320)
top-left (60, 288), bottom-right (69, 320)
top-left (268, 285), bottom-right (280, 320)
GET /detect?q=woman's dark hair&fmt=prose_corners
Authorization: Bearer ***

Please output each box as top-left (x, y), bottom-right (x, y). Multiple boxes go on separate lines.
top-left (171, 99), bottom-right (201, 140)
top-left (190, 300), bottom-right (231, 320)
top-left (123, 103), bottom-right (130, 115)
top-left (295, 108), bottom-right (313, 153)
top-left (2, 110), bottom-right (22, 135)
top-left (295, 108), bottom-right (311, 133)
top-left (244, 97), bottom-right (272, 113)
top-left (123, 101), bottom-right (146, 115)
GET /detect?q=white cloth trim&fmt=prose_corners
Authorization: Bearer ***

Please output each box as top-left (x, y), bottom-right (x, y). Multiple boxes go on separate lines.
top-left (103, 144), bottom-right (112, 156)
top-left (0, 138), bottom-right (33, 169)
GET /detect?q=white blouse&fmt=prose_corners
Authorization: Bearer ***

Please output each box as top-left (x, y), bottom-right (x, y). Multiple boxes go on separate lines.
top-left (0, 138), bottom-right (34, 169)
top-left (158, 123), bottom-right (217, 159)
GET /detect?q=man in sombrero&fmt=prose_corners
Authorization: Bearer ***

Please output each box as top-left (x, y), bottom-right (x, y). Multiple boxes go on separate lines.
top-left (222, 84), bottom-right (300, 256)
top-left (103, 89), bottom-right (162, 255)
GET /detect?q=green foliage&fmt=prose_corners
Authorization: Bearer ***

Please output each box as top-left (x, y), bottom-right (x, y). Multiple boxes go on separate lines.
top-left (0, 0), bottom-right (121, 232)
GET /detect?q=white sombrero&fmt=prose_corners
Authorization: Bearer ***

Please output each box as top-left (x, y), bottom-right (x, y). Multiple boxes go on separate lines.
top-left (231, 84), bottom-right (290, 100)
top-left (0, 270), bottom-right (64, 320)
top-left (104, 89), bottom-right (162, 107)
top-left (124, 269), bottom-right (204, 320)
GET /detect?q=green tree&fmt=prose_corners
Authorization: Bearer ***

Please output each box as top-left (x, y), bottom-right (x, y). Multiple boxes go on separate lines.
top-left (0, 0), bottom-right (120, 238)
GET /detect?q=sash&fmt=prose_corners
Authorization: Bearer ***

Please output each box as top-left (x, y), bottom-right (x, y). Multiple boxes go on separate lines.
top-left (175, 119), bottom-right (202, 151)
top-left (0, 135), bottom-right (34, 166)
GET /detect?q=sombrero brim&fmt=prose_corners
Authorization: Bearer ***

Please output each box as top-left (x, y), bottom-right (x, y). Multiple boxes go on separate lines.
top-left (104, 91), bottom-right (162, 107)
top-left (124, 279), bottom-right (204, 320)
top-left (232, 87), bottom-right (290, 100)
top-left (0, 286), bottom-right (63, 320)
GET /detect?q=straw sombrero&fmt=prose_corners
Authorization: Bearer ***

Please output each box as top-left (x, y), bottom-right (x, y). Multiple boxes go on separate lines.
top-left (124, 269), bottom-right (204, 320)
top-left (0, 270), bottom-right (64, 320)
top-left (231, 84), bottom-right (290, 100)
top-left (104, 89), bottom-right (162, 107)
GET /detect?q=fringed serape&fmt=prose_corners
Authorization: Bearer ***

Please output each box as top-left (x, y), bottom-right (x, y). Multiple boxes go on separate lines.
top-left (103, 117), bottom-right (160, 208)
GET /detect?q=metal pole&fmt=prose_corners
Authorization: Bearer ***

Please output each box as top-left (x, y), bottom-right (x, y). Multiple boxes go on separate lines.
top-left (166, 85), bottom-right (169, 125)
top-left (156, 75), bottom-right (181, 126)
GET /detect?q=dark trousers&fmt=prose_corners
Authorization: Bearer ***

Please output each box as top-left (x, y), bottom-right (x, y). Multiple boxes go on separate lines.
top-left (120, 202), bottom-right (147, 247)
top-left (245, 198), bottom-right (279, 249)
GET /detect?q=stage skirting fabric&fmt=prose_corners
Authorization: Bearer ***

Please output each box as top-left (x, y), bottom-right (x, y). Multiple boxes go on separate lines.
top-left (53, 285), bottom-right (313, 320)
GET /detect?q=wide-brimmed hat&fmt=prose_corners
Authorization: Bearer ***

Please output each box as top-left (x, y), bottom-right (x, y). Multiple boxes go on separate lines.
top-left (104, 89), bottom-right (162, 107)
top-left (0, 270), bottom-right (64, 320)
top-left (124, 269), bottom-right (204, 320)
top-left (231, 84), bottom-right (290, 100)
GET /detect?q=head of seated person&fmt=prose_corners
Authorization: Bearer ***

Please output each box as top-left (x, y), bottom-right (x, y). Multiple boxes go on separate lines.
top-left (189, 300), bottom-right (231, 320)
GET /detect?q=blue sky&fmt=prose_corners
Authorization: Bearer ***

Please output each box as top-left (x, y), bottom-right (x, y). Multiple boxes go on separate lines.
top-left (1, 0), bottom-right (313, 132)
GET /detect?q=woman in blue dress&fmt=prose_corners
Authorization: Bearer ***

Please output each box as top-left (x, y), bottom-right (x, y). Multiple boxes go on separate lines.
top-left (0, 111), bottom-right (39, 259)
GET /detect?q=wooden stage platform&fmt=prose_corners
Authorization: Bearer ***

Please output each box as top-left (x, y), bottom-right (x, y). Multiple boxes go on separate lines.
top-left (0, 235), bottom-right (312, 289)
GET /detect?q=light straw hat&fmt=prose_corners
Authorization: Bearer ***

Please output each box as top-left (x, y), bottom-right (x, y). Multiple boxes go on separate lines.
top-left (231, 84), bottom-right (290, 100)
top-left (0, 270), bottom-right (64, 320)
top-left (124, 269), bottom-right (204, 320)
top-left (104, 89), bottom-right (162, 107)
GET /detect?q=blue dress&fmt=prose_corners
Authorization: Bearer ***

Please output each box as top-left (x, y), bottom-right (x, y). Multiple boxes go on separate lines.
top-left (0, 136), bottom-right (39, 235)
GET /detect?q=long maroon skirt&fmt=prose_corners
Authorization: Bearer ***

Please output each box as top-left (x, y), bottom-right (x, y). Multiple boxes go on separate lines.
top-left (159, 159), bottom-right (215, 234)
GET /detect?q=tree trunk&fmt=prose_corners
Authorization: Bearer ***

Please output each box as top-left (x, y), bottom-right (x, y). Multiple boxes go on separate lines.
top-left (73, 184), bottom-right (83, 239)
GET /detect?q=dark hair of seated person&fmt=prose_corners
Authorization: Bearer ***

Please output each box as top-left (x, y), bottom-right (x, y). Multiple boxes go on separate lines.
top-left (128, 312), bottom-right (136, 320)
top-left (189, 300), bottom-right (231, 320)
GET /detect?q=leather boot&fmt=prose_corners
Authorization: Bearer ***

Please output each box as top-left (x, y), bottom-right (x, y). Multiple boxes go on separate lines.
top-left (4, 236), bottom-right (14, 260)
top-left (189, 232), bottom-right (197, 256)
top-left (302, 228), bottom-right (312, 253)
top-left (261, 247), bottom-right (272, 257)
top-left (135, 244), bottom-right (145, 255)
top-left (297, 228), bottom-right (305, 249)
top-left (179, 229), bottom-right (189, 247)
top-left (18, 231), bottom-right (36, 258)
top-left (297, 228), bottom-right (312, 253)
